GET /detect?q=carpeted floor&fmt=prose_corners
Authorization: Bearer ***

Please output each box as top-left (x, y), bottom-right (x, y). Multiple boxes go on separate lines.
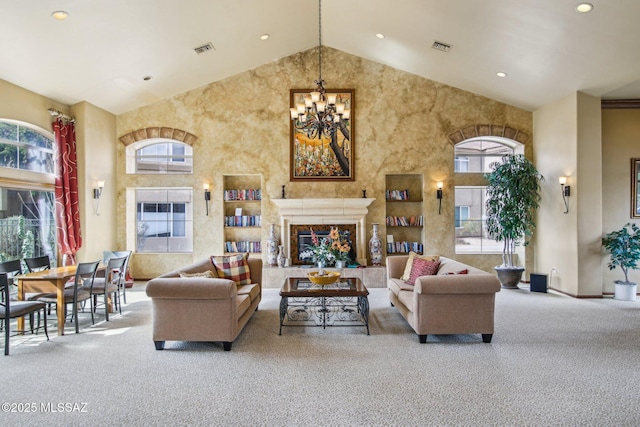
top-left (1, 283), bottom-right (640, 426)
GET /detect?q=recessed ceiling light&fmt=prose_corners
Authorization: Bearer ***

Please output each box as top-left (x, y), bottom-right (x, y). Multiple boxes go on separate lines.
top-left (576, 3), bottom-right (594, 13)
top-left (51, 11), bottom-right (69, 20)
top-left (497, 72), bottom-right (507, 77)
top-left (376, 33), bottom-right (385, 39)
top-left (260, 34), bottom-right (270, 41)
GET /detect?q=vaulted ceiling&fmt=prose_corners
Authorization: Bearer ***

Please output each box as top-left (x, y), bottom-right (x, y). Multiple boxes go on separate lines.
top-left (2, 0), bottom-right (639, 115)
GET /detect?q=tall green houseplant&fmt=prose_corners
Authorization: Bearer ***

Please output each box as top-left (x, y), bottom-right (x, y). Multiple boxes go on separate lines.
top-left (485, 154), bottom-right (543, 288)
top-left (602, 223), bottom-right (640, 301)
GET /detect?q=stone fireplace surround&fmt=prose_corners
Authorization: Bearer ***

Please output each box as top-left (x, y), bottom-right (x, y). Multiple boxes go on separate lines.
top-left (271, 198), bottom-right (375, 266)
top-left (264, 197), bottom-right (385, 289)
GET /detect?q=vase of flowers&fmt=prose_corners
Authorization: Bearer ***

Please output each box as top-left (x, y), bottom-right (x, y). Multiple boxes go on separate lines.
top-left (300, 227), bottom-right (351, 267)
top-left (329, 227), bottom-right (351, 268)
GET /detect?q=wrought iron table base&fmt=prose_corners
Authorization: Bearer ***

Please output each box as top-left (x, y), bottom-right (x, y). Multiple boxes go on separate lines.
top-left (279, 295), bottom-right (369, 335)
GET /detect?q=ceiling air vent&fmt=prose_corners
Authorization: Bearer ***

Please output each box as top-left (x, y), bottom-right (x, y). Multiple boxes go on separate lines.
top-left (194, 42), bottom-right (215, 55)
top-left (431, 41), bottom-right (452, 53)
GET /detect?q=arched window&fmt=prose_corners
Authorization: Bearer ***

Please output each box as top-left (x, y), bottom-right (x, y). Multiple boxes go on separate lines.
top-left (454, 137), bottom-right (523, 174)
top-left (125, 139), bottom-right (193, 174)
top-left (454, 137), bottom-right (524, 254)
top-left (0, 120), bottom-right (54, 174)
top-left (124, 137), bottom-right (195, 253)
top-left (0, 119), bottom-right (56, 263)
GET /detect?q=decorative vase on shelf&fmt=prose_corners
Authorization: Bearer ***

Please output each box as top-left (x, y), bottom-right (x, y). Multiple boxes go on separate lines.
top-left (369, 223), bottom-right (383, 266)
top-left (266, 224), bottom-right (279, 266)
top-left (335, 260), bottom-right (347, 269)
top-left (316, 260), bottom-right (326, 269)
top-left (277, 245), bottom-right (285, 268)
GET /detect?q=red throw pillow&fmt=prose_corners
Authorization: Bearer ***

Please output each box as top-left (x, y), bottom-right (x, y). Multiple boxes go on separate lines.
top-left (406, 258), bottom-right (441, 285)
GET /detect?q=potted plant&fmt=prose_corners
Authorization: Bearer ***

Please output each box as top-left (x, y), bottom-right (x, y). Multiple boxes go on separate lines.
top-left (602, 223), bottom-right (640, 301)
top-left (485, 154), bottom-right (543, 288)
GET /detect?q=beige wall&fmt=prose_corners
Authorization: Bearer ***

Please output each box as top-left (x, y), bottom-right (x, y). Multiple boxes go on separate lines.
top-left (0, 79), bottom-right (69, 131)
top-left (534, 93), bottom-right (579, 294)
top-left (575, 92), bottom-right (603, 296)
top-left (602, 108), bottom-right (640, 292)
top-left (0, 78), bottom-right (117, 266)
top-left (534, 92), bottom-right (603, 297)
top-left (116, 48), bottom-right (532, 278)
top-left (73, 101), bottom-right (117, 263)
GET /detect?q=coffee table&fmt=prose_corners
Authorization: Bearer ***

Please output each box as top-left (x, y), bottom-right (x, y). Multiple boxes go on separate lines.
top-left (279, 277), bottom-right (370, 335)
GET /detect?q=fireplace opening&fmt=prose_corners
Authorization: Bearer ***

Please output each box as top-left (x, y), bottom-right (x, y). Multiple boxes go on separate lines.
top-left (291, 224), bottom-right (357, 265)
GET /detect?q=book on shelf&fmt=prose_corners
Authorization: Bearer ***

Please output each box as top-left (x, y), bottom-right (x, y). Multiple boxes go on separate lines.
top-left (224, 215), bottom-right (262, 227)
top-left (386, 241), bottom-right (423, 254)
top-left (385, 215), bottom-right (423, 226)
top-left (225, 241), bottom-right (262, 253)
top-left (224, 189), bottom-right (262, 201)
top-left (385, 189), bottom-right (410, 201)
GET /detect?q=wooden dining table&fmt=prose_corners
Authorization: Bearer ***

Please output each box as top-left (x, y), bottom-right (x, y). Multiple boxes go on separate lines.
top-left (16, 265), bottom-right (105, 336)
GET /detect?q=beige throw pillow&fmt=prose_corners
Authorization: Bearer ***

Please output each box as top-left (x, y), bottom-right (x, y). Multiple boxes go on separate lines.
top-left (179, 270), bottom-right (217, 278)
top-left (400, 252), bottom-right (440, 281)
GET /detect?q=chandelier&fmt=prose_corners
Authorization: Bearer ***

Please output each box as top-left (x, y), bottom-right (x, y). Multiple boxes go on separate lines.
top-left (289, 0), bottom-right (351, 173)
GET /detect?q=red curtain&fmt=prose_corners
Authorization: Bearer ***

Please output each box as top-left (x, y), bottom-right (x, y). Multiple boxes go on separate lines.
top-left (53, 117), bottom-right (82, 265)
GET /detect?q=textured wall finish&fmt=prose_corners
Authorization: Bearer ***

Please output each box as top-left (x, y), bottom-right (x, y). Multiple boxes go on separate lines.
top-left (116, 48), bottom-right (532, 278)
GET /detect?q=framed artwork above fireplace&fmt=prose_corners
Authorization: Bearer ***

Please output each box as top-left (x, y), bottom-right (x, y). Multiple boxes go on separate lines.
top-left (289, 89), bottom-right (354, 181)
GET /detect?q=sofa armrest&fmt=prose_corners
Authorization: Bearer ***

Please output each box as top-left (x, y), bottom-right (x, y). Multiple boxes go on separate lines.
top-left (387, 255), bottom-right (410, 280)
top-left (414, 274), bottom-right (501, 295)
top-left (146, 277), bottom-right (237, 300)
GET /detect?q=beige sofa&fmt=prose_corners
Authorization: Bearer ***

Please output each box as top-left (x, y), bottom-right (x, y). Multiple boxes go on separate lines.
top-left (387, 255), bottom-right (500, 343)
top-left (145, 257), bottom-right (262, 351)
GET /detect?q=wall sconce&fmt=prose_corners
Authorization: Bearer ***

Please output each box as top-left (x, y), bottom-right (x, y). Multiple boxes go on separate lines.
top-left (436, 181), bottom-right (443, 215)
top-left (93, 180), bottom-right (105, 216)
top-left (559, 176), bottom-right (570, 214)
top-left (203, 184), bottom-right (211, 216)
top-left (93, 180), bottom-right (105, 199)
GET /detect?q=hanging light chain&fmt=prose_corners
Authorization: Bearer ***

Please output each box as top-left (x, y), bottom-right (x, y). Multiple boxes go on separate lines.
top-left (318, 0), bottom-right (322, 85)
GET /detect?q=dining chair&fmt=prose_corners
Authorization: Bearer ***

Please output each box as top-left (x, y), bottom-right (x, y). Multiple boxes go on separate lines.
top-left (24, 255), bottom-right (51, 273)
top-left (0, 259), bottom-right (47, 333)
top-left (23, 255), bottom-right (61, 315)
top-left (0, 273), bottom-right (49, 355)
top-left (103, 250), bottom-right (132, 305)
top-left (37, 261), bottom-right (99, 334)
top-left (83, 256), bottom-right (126, 321)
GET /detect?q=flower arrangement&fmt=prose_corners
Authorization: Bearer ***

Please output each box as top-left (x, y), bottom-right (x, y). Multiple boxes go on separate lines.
top-left (329, 227), bottom-right (351, 262)
top-left (299, 227), bottom-right (351, 266)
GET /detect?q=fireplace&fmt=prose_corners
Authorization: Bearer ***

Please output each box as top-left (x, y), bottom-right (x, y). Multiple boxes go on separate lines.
top-left (291, 224), bottom-right (357, 265)
top-left (271, 198), bottom-right (374, 265)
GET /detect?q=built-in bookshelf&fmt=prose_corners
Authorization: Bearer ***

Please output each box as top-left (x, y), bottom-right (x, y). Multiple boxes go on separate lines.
top-left (223, 174), bottom-right (262, 256)
top-left (385, 174), bottom-right (424, 255)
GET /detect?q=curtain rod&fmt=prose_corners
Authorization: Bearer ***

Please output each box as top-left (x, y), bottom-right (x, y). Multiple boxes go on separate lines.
top-left (48, 108), bottom-right (76, 123)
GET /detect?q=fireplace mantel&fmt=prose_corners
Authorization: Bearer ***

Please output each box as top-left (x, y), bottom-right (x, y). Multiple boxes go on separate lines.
top-left (272, 198), bottom-right (375, 265)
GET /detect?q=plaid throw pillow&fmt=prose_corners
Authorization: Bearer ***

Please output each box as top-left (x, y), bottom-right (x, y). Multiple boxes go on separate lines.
top-left (406, 258), bottom-right (441, 286)
top-left (210, 253), bottom-right (252, 286)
